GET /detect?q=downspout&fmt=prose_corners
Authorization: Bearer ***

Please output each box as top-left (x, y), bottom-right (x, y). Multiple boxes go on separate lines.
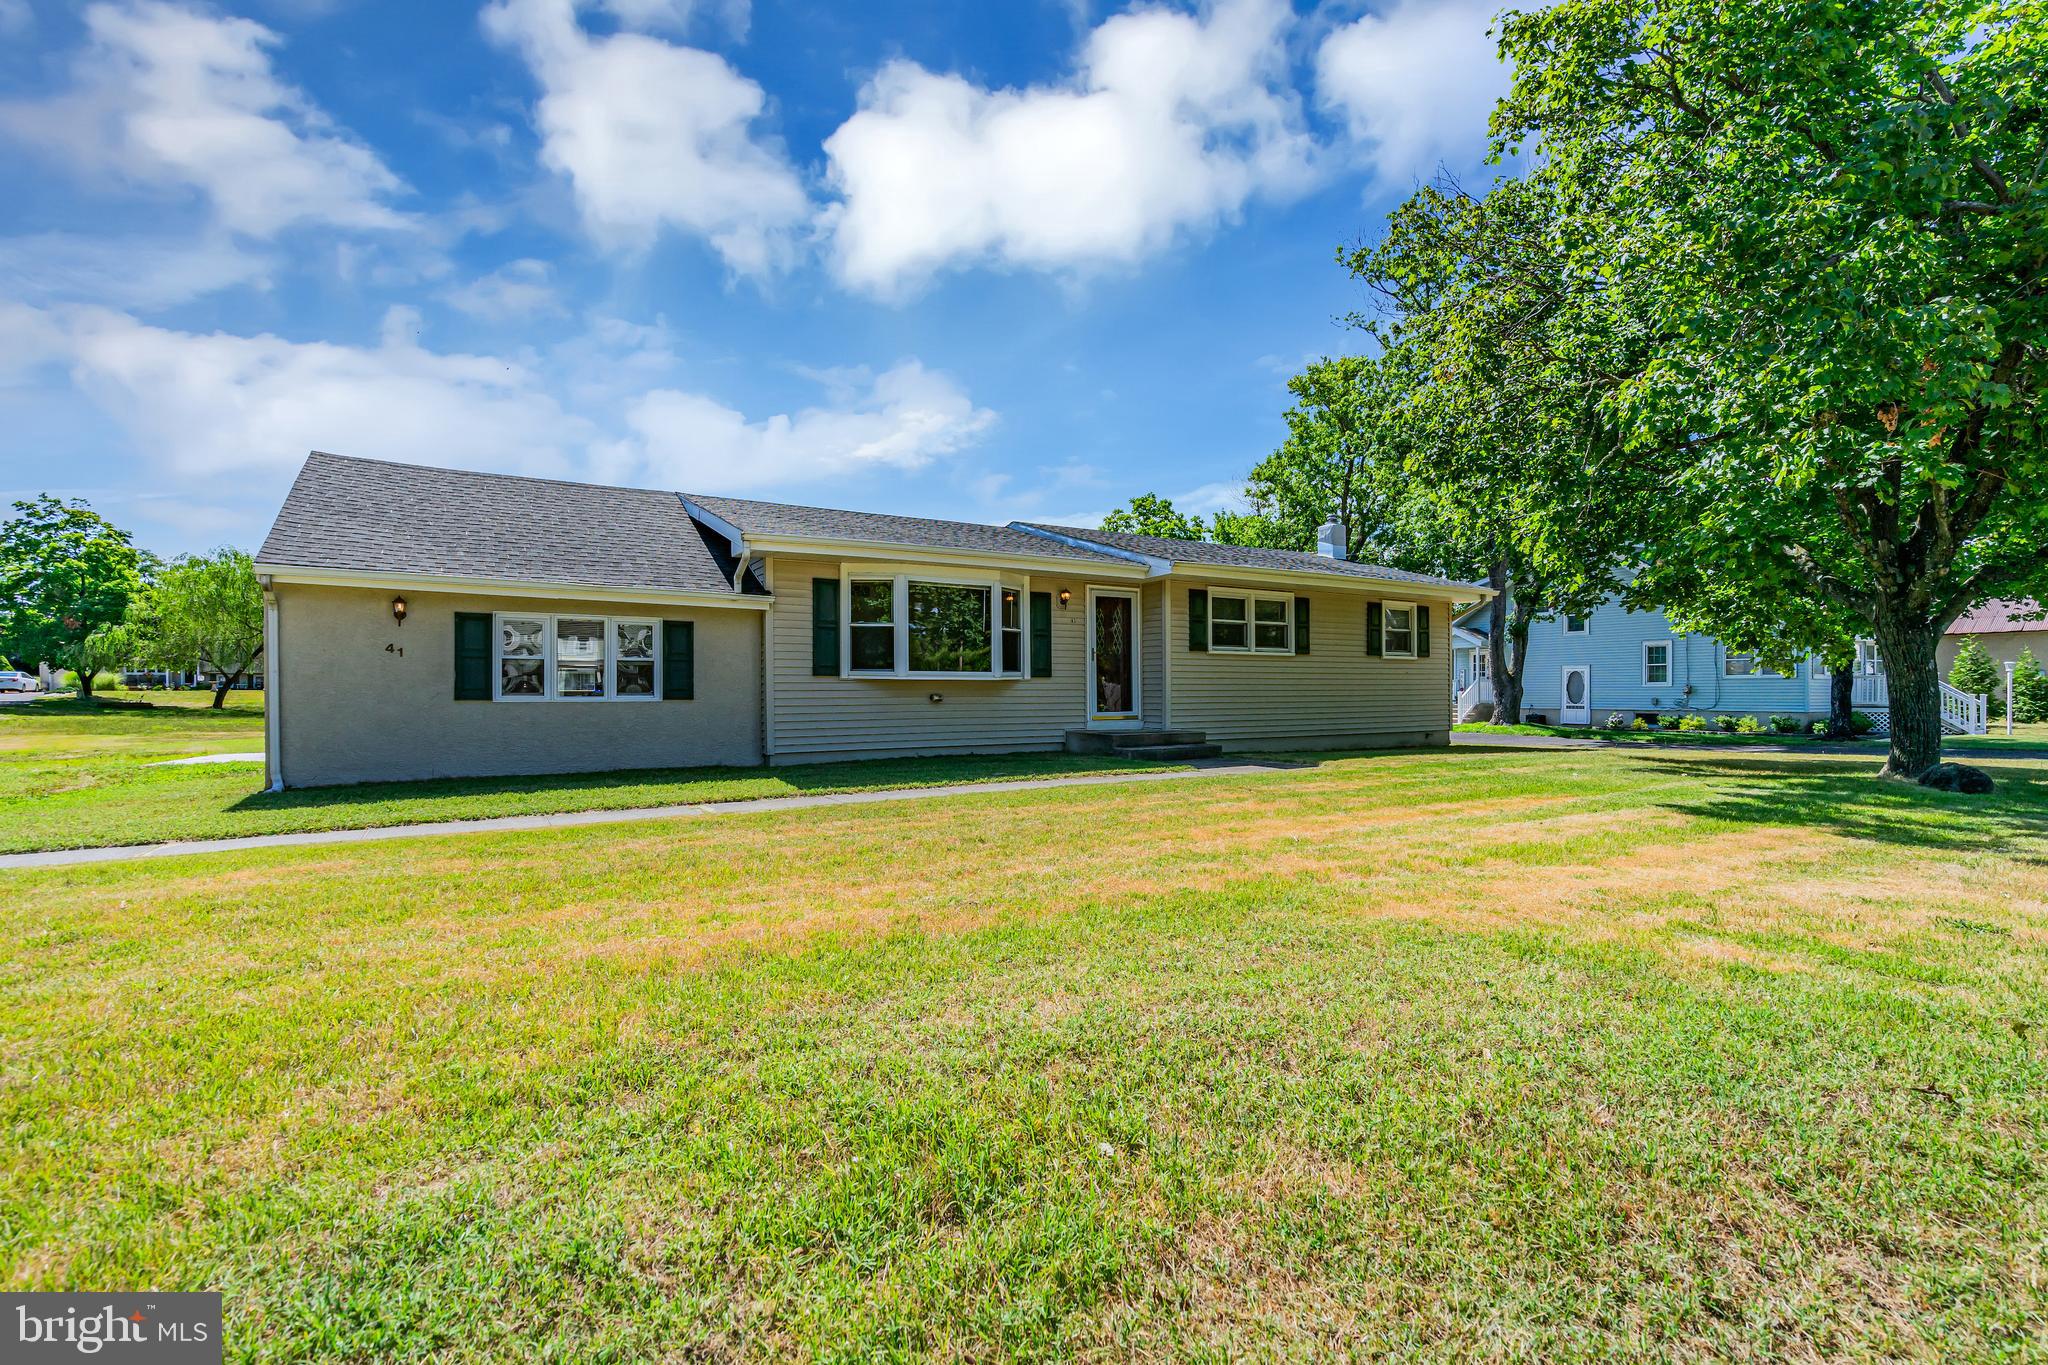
top-left (261, 580), bottom-right (284, 791)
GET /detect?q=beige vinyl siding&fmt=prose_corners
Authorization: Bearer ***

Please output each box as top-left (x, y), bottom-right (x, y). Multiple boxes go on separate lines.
top-left (1167, 576), bottom-right (1455, 748)
top-left (764, 555), bottom-right (1100, 763)
top-left (1140, 580), bottom-right (1166, 727)
top-left (274, 583), bottom-right (762, 787)
top-left (1939, 630), bottom-right (2048, 680)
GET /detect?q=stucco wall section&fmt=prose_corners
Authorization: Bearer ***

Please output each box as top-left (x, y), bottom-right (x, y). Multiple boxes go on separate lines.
top-left (274, 583), bottom-right (762, 787)
top-left (1165, 575), bottom-right (1455, 747)
top-left (763, 555), bottom-right (1113, 763)
top-left (1939, 630), bottom-right (2048, 682)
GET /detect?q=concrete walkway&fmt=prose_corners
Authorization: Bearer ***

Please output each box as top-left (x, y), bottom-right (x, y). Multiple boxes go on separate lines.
top-left (148, 752), bottom-right (266, 766)
top-left (0, 759), bottom-right (1306, 872)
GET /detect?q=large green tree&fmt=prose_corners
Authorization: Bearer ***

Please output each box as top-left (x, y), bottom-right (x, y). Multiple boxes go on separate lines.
top-left (1098, 494), bottom-right (1210, 542)
top-left (131, 548), bottom-right (266, 709)
top-left (1335, 181), bottom-right (1637, 722)
top-left (1492, 0), bottom-right (2048, 775)
top-left (0, 496), bottom-right (145, 700)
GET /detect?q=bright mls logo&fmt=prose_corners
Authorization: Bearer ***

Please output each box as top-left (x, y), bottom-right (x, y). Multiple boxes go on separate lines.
top-left (2, 1294), bottom-right (221, 1363)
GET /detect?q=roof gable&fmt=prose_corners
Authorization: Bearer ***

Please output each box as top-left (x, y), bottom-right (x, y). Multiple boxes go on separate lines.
top-left (257, 453), bottom-right (749, 595)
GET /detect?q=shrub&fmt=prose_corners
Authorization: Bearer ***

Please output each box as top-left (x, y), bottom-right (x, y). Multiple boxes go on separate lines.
top-left (1676, 714), bottom-right (1708, 732)
top-left (1631, 717), bottom-right (1650, 731)
top-left (1734, 715), bottom-right (1765, 734)
top-left (2015, 648), bottom-right (2048, 724)
top-left (1605, 711), bottom-right (1629, 730)
top-left (1948, 635), bottom-right (2005, 718)
top-left (1811, 720), bottom-right (1829, 736)
top-left (1713, 714), bottom-right (1740, 732)
top-left (1769, 714), bottom-right (1803, 733)
top-left (1850, 711), bottom-right (1877, 735)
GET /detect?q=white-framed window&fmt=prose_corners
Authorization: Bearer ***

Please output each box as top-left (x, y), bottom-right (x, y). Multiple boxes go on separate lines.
top-left (1643, 640), bottom-right (1671, 686)
top-left (493, 612), bottom-right (660, 702)
top-left (1209, 590), bottom-right (1293, 654)
top-left (1723, 649), bottom-right (1785, 678)
top-left (1382, 600), bottom-right (1417, 658)
top-left (1564, 612), bottom-right (1590, 634)
top-left (1000, 588), bottom-right (1023, 676)
top-left (841, 568), bottom-right (1022, 679)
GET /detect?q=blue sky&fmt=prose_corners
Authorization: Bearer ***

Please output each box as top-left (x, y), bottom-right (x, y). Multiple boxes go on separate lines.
top-left (0, 0), bottom-right (1511, 558)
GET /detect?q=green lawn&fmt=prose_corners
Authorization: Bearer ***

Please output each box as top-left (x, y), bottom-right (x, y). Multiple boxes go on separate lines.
top-left (3, 746), bottom-right (2043, 1359)
top-left (0, 696), bottom-right (1178, 853)
top-left (1946, 720), bottom-right (2048, 752)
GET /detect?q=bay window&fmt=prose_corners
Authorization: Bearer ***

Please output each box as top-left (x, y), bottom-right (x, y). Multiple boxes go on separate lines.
top-left (841, 569), bottom-right (1025, 678)
top-left (492, 612), bottom-right (660, 701)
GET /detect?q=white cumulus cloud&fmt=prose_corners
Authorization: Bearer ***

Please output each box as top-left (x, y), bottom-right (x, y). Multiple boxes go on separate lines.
top-left (13, 304), bottom-right (996, 506)
top-left (0, 0), bottom-right (410, 237)
top-left (483, 0), bottom-right (808, 273)
top-left (628, 362), bottom-right (997, 491)
top-left (820, 0), bottom-right (1318, 295)
top-left (1314, 0), bottom-right (1513, 183)
top-left (439, 258), bottom-right (564, 321)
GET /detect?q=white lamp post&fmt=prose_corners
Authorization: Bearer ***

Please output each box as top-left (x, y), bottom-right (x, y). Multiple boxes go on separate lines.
top-left (2007, 660), bottom-right (2016, 737)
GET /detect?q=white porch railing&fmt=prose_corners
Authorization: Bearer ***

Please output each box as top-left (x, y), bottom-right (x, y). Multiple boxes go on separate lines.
top-left (1942, 682), bottom-right (1988, 736)
top-left (1455, 675), bottom-right (1495, 721)
top-left (1846, 668), bottom-right (1987, 736)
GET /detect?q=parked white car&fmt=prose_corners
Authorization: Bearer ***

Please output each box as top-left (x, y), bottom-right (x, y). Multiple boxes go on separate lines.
top-left (0, 671), bottom-right (41, 692)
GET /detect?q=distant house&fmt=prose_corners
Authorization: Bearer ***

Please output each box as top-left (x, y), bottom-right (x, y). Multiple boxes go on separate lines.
top-left (253, 453), bottom-right (1490, 788)
top-left (1938, 600), bottom-right (2047, 680)
top-left (1454, 593), bottom-right (1992, 735)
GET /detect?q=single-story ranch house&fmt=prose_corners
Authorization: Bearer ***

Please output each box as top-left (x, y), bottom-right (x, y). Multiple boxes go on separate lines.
top-left (254, 452), bottom-right (1488, 788)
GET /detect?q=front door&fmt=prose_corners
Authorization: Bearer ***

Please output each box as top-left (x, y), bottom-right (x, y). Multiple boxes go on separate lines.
top-left (1087, 589), bottom-right (1141, 728)
top-left (1561, 665), bottom-right (1591, 726)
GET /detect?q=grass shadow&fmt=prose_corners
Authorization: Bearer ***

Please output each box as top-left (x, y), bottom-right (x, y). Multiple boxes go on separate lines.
top-left (222, 751), bottom-right (1181, 819)
top-left (1623, 751), bottom-right (2048, 855)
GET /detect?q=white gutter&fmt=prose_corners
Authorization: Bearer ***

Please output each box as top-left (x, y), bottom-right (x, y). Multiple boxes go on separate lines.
top-left (252, 564), bottom-right (772, 610)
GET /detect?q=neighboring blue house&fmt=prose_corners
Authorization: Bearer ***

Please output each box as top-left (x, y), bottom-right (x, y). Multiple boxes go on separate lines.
top-left (1453, 595), bottom-right (1989, 733)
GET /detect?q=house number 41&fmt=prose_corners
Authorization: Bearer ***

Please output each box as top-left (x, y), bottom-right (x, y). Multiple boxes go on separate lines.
top-left (386, 642), bottom-right (404, 657)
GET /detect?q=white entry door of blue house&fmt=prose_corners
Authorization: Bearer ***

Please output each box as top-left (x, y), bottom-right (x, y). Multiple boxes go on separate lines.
top-left (1561, 665), bottom-right (1591, 726)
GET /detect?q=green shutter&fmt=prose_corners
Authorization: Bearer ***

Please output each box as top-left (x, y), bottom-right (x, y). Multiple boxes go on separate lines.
top-left (1294, 597), bottom-right (1311, 655)
top-left (1366, 601), bottom-right (1383, 657)
top-left (1029, 591), bottom-right (1053, 677)
top-left (1188, 589), bottom-right (1208, 652)
top-left (454, 612), bottom-right (491, 700)
top-left (811, 578), bottom-right (840, 676)
top-left (662, 620), bottom-right (695, 699)
top-left (1416, 605), bottom-right (1432, 658)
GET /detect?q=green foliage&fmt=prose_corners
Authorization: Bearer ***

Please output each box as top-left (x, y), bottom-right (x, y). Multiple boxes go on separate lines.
top-left (1948, 636), bottom-right (2004, 717)
top-left (1098, 494), bottom-right (1209, 543)
top-left (65, 624), bottom-right (136, 698)
top-left (128, 548), bottom-right (265, 705)
top-left (0, 496), bottom-right (144, 676)
top-left (1770, 715), bottom-right (1804, 735)
top-left (1735, 715), bottom-right (1765, 734)
top-left (1851, 712), bottom-right (1879, 736)
top-left (2013, 648), bottom-right (2048, 723)
top-left (1486, 0), bottom-right (2048, 772)
top-left (1676, 714), bottom-right (1708, 732)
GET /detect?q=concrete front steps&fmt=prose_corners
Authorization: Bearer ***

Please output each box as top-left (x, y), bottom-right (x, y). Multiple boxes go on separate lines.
top-left (1064, 728), bottom-right (1223, 761)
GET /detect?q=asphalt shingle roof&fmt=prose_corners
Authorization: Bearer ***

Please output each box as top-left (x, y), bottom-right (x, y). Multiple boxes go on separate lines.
top-left (258, 453), bottom-right (749, 595)
top-left (1014, 523), bottom-right (1488, 592)
top-left (686, 494), bottom-right (1133, 563)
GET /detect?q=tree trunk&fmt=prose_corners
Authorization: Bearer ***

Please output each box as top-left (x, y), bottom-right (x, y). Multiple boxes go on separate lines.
top-left (1828, 665), bottom-right (1855, 738)
top-left (75, 668), bottom-right (93, 700)
top-left (1871, 613), bottom-right (1944, 777)
top-left (212, 674), bottom-right (235, 709)
top-left (1485, 560), bottom-right (1524, 723)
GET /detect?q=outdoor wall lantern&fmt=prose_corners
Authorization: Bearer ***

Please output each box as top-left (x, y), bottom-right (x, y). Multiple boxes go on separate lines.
top-left (1058, 589), bottom-right (1072, 609)
top-left (391, 596), bottom-right (408, 625)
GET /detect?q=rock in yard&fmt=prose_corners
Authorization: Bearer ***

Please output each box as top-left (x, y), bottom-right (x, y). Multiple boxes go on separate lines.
top-left (1918, 762), bottom-right (1995, 794)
